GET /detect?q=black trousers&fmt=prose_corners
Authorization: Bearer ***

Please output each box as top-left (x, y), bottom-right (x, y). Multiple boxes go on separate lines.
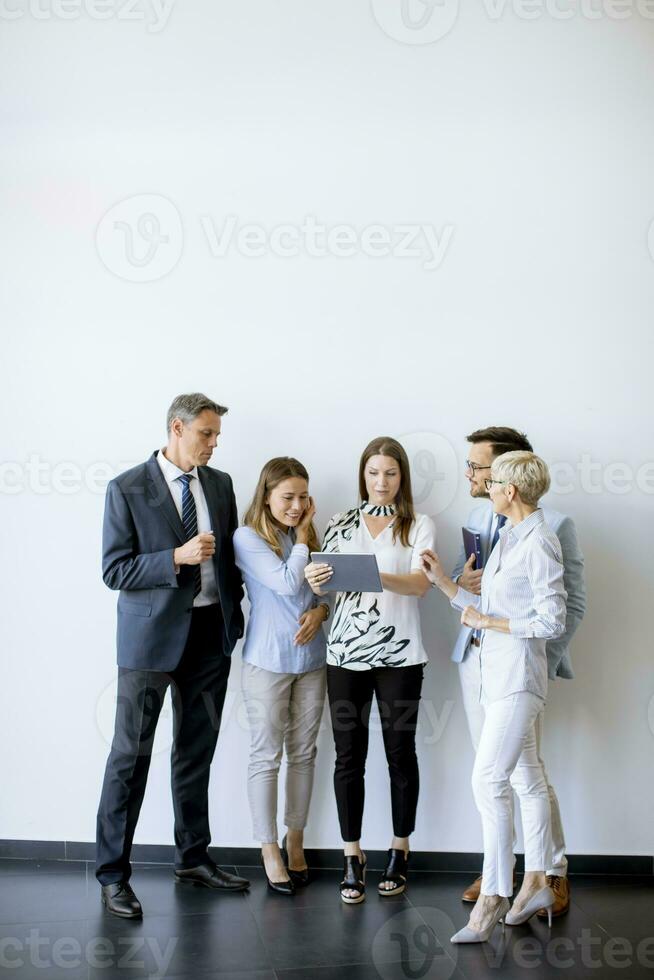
top-left (96, 605), bottom-right (231, 885)
top-left (327, 663), bottom-right (424, 842)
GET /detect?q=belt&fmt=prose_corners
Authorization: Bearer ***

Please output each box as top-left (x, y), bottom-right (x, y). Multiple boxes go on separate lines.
top-left (470, 636), bottom-right (481, 647)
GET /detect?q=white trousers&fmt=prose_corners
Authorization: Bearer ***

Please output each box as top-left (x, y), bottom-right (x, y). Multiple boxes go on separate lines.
top-left (242, 661), bottom-right (326, 844)
top-left (472, 691), bottom-right (552, 897)
top-left (459, 644), bottom-right (568, 878)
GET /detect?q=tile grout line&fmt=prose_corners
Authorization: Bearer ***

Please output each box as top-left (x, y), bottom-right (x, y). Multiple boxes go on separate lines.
top-left (234, 866), bottom-right (280, 976)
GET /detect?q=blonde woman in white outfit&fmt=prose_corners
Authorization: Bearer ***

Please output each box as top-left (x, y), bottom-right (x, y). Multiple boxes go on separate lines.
top-left (421, 451), bottom-right (567, 944)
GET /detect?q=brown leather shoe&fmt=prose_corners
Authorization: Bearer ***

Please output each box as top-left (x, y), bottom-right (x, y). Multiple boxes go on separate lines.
top-left (537, 875), bottom-right (569, 918)
top-left (461, 875), bottom-right (483, 902)
top-left (461, 874), bottom-right (518, 902)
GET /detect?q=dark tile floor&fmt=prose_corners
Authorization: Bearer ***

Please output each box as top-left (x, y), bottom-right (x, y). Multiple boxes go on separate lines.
top-left (0, 860), bottom-right (653, 979)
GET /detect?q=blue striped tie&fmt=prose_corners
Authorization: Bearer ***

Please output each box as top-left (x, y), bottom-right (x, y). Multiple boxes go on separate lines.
top-left (472, 515), bottom-right (508, 644)
top-left (178, 473), bottom-right (201, 599)
top-left (490, 514), bottom-right (507, 553)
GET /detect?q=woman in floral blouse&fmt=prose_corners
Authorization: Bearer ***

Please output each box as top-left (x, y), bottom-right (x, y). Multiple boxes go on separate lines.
top-left (305, 436), bottom-right (435, 904)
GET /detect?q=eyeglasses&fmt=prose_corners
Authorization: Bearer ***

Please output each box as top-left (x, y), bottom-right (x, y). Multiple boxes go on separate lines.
top-left (484, 478), bottom-right (507, 492)
top-left (465, 460), bottom-right (492, 473)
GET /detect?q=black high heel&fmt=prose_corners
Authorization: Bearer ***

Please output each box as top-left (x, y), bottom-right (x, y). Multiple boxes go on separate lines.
top-left (261, 852), bottom-right (295, 896)
top-left (378, 848), bottom-right (410, 896)
top-left (281, 834), bottom-right (310, 887)
top-left (340, 853), bottom-right (367, 905)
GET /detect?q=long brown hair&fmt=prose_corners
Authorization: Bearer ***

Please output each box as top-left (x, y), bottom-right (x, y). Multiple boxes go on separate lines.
top-left (243, 457), bottom-right (320, 558)
top-left (358, 436), bottom-right (415, 547)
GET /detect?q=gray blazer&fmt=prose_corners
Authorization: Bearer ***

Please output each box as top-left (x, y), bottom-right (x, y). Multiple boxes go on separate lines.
top-left (450, 502), bottom-right (586, 679)
top-left (102, 451), bottom-right (244, 671)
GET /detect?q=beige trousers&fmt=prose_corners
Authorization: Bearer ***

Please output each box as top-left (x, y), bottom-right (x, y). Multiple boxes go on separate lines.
top-left (241, 660), bottom-right (326, 844)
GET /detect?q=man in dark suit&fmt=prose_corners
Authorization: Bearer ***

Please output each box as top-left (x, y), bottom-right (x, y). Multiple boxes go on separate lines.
top-left (96, 393), bottom-right (248, 918)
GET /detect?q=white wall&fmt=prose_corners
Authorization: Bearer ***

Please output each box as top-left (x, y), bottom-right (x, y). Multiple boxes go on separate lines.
top-left (1, 0), bottom-right (653, 858)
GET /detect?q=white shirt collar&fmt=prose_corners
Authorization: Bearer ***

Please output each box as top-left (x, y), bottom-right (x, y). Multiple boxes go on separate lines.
top-left (506, 508), bottom-right (544, 541)
top-left (156, 448), bottom-right (198, 485)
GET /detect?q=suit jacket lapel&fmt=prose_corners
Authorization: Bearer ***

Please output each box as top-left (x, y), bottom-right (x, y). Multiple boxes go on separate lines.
top-left (145, 452), bottom-right (186, 544)
top-left (197, 467), bottom-right (224, 546)
top-left (480, 506), bottom-right (494, 566)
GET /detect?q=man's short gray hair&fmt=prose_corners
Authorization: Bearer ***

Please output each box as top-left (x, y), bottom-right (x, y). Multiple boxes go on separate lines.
top-left (491, 451), bottom-right (550, 507)
top-left (166, 393), bottom-right (229, 434)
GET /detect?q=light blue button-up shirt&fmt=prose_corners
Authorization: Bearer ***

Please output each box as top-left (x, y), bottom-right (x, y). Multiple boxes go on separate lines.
top-left (233, 525), bottom-right (327, 674)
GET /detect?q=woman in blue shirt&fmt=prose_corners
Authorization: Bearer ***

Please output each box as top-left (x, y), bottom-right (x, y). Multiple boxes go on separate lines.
top-left (233, 457), bottom-right (328, 895)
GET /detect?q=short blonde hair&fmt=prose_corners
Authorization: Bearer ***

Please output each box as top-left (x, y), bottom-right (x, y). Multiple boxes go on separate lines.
top-left (491, 451), bottom-right (550, 507)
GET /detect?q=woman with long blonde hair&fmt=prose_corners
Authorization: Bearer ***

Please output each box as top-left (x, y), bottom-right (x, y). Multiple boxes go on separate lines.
top-left (234, 457), bottom-right (328, 895)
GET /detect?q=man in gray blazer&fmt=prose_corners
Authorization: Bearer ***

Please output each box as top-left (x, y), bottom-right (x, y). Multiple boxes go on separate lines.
top-left (451, 426), bottom-right (586, 917)
top-left (96, 393), bottom-right (248, 918)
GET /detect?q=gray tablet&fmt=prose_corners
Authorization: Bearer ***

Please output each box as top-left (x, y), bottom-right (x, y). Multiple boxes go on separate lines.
top-left (310, 552), bottom-right (383, 593)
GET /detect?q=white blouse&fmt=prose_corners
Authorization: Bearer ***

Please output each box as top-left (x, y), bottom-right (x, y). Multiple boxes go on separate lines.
top-left (451, 509), bottom-right (567, 703)
top-left (322, 508), bottom-right (436, 670)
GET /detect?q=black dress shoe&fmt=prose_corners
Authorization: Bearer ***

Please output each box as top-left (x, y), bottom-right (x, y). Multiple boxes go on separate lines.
top-left (261, 853), bottom-right (295, 896)
top-left (101, 881), bottom-right (143, 918)
top-left (281, 834), bottom-right (310, 887)
top-left (174, 861), bottom-right (250, 891)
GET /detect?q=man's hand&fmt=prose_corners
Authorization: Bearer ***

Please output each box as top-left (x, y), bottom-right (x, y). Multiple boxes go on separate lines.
top-left (294, 607), bottom-right (326, 646)
top-left (459, 554), bottom-right (483, 595)
top-left (174, 532), bottom-right (216, 567)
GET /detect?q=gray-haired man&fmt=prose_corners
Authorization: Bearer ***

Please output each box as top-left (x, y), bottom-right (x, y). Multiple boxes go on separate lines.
top-left (96, 393), bottom-right (248, 917)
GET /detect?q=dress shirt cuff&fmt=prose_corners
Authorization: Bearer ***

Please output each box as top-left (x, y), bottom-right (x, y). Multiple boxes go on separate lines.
top-left (451, 586), bottom-right (478, 611)
top-left (292, 543), bottom-right (309, 557)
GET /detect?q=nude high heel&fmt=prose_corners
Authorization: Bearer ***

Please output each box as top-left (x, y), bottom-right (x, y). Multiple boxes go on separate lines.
top-left (505, 886), bottom-right (555, 927)
top-left (450, 898), bottom-right (510, 943)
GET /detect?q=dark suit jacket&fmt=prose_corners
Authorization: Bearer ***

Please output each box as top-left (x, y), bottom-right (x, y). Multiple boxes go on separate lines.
top-left (102, 451), bottom-right (244, 670)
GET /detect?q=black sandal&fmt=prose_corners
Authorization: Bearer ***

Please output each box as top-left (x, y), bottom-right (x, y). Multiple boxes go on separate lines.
top-left (378, 848), bottom-right (410, 896)
top-left (340, 853), bottom-right (367, 904)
